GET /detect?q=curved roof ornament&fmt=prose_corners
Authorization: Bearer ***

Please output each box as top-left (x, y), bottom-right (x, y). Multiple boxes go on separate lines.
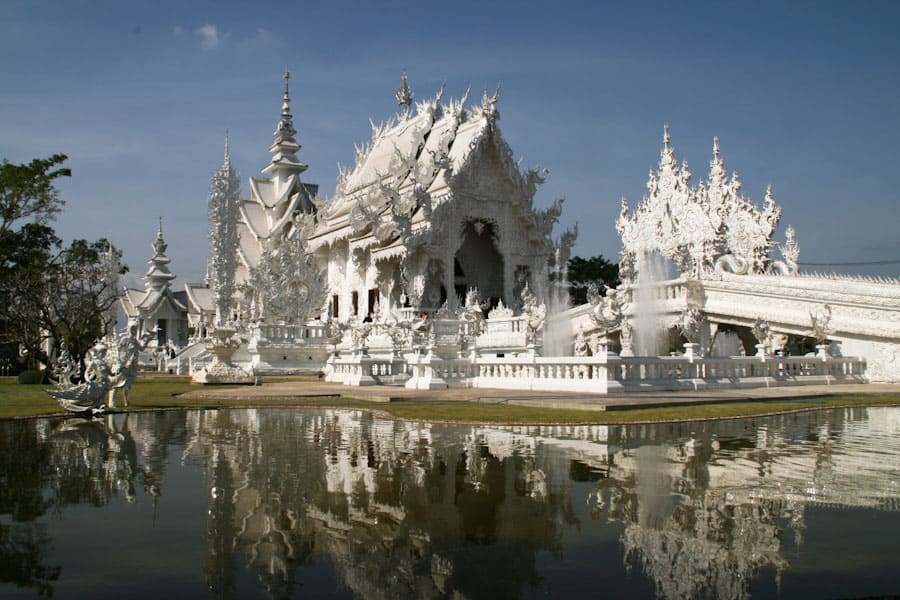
top-left (481, 84), bottom-right (501, 127)
top-left (396, 70), bottom-right (413, 113)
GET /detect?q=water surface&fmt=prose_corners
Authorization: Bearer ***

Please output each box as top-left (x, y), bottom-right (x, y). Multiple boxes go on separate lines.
top-left (1, 407), bottom-right (898, 598)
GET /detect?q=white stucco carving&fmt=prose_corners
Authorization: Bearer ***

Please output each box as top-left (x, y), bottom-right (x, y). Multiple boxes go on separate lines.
top-left (617, 129), bottom-right (781, 278)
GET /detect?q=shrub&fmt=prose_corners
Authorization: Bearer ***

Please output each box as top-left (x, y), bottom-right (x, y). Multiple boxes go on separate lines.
top-left (17, 370), bottom-right (46, 384)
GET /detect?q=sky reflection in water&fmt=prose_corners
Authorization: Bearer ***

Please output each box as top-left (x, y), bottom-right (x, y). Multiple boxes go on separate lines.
top-left (1, 407), bottom-right (899, 599)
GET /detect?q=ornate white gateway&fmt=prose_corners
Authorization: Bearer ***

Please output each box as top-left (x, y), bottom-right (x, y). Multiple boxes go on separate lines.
top-left (572, 127), bottom-right (900, 383)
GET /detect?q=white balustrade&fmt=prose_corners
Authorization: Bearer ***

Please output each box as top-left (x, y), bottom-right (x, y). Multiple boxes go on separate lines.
top-left (330, 346), bottom-right (866, 393)
top-left (256, 322), bottom-right (329, 344)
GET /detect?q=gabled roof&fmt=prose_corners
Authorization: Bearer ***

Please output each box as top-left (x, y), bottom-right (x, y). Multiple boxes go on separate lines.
top-left (184, 283), bottom-right (214, 313)
top-left (121, 288), bottom-right (143, 318)
top-left (121, 286), bottom-right (187, 319)
top-left (309, 88), bottom-right (517, 251)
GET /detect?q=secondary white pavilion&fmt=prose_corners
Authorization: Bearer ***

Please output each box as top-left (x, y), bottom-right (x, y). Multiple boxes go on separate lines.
top-left (121, 221), bottom-right (188, 351)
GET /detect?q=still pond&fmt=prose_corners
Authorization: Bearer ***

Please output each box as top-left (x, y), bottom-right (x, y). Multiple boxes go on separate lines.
top-left (1, 406), bottom-right (899, 599)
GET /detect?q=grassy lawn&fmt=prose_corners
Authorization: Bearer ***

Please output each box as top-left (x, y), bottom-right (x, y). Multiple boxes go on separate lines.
top-left (2, 376), bottom-right (899, 424)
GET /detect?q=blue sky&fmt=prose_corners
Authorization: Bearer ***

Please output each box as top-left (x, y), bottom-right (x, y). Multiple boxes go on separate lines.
top-left (2, 0), bottom-right (899, 287)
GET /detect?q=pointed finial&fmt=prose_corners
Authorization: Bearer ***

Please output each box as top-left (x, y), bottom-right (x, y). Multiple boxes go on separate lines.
top-left (713, 136), bottom-right (720, 159)
top-left (396, 70), bottom-right (412, 110)
top-left (223, 129), bottom-right (230, 167)
top-left (153, 217), bottom-right (167, 255)
top-left (663, 123), bottom-right (671, 148)
top-left (275, 70), bottom-right (296, 139)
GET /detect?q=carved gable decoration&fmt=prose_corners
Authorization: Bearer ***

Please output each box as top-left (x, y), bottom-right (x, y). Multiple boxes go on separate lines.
top-left (617, 128), bottom-right (784, 277)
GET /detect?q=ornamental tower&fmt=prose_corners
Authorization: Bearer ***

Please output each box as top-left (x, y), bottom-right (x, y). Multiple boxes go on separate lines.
top-left (145, 219), bottom-right (176, 294)
top-left (207, 132), bottom-right (241, 326)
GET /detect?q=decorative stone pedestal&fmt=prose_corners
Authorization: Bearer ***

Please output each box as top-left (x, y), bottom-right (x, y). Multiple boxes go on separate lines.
top-left (193, 327), bottom-right (255, 384)
top-left (683, 342), bottom-right (700, 362)
top-left (755, 343), bottom-right (768, 361)
top-left (816, 344), bottom-right (830, 360)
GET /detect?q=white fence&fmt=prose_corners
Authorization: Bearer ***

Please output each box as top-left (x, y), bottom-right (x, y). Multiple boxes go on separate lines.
top-left (254, 322), bottom-right (329, 344)
top-left (332, 351), bottom-right (866, 393)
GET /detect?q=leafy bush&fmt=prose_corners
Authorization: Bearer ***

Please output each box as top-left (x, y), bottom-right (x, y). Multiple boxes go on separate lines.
top-left (17, 370), bottom-right (46, 384)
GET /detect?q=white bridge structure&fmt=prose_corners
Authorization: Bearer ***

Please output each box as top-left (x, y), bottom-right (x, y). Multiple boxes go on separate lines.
top-left (169, 74), bottom-right (898, 391)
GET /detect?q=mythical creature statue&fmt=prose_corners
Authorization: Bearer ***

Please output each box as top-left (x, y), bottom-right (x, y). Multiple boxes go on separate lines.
top-left (768, 225), bottom-right (800, 275)
top-left (457, 287), bottom-right (489, 354)
top-left (51, 341), bottom-right (81, 389)
top-left (350, 322), bottom-right (373, 354)
top-left (462, 287), bottom-right (487, 335)
top-left (588, 286), bottom-right (624, 332)
top-left (810, 305), bottom-right (832, 345)
top-left (678, 306), bottom-right (706, 345)
top-left (520, 283), bottom-right (547, 346)
top-left (46, 342), bottom-right (112, 414)
top-left (714, 254), bottom-right (750, 275)
top-left (573, 328), bottom-right (590, 357)
top-left (751, 317), bottom-right (771, 347)
top-left (109, 321), bottom-right (154, 408)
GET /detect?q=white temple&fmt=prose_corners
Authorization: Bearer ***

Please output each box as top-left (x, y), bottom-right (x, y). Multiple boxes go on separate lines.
top-left (161, 72), bottom-right (899, 388)
top-left (121, 220), bottom-right (188, 351)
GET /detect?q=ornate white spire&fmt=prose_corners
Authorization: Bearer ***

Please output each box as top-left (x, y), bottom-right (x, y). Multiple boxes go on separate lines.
top-left (145, 219), bottom-right (175, 292)
top-left (708, 136), bottom-right (726, 187)
top-left (208, 135), bottom-right (242, 326)
top-left (263, 69), bottom-right (308, 177)
top-left (658, 124), bottom-right (678, 176)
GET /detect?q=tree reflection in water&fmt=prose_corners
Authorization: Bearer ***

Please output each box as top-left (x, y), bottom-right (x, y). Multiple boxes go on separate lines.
top-left (0, 407), bottom-right (898, 599)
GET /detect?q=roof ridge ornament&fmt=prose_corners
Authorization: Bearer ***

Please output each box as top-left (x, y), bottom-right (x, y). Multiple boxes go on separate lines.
top-left (396, 70), bottom-right (413, 114)
top-left (480, 84), bottom-right (501, 127)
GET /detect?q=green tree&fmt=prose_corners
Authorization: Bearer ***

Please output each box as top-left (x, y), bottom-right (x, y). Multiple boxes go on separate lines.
top-left (567, 255), bottom-right (620, 305)
top-left (0, 154), bottom-right (70, 233)
top-left (0, 155), bottom-right (126, 371)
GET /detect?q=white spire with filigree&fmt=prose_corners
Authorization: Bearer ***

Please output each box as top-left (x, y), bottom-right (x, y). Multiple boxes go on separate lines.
top-left (617, 127), bottom-right (785, 276)
top-left (208, 131), bottom-right (242, 326)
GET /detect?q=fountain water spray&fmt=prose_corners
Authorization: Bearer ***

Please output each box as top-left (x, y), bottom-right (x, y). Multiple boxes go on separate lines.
top-left (542, 248), bottom-right (573, 356)
top-left (633, 252), bottom-right (670, 356)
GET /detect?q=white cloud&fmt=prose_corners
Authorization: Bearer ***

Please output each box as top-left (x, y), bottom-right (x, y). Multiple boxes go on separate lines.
top-left (253, 27), bottom-right (275, 45)
top-left (195, 24), bottom-right (221, 50)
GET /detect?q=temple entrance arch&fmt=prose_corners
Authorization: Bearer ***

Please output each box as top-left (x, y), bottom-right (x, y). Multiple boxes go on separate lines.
top-left (455, 219), bottom-right (504, 306)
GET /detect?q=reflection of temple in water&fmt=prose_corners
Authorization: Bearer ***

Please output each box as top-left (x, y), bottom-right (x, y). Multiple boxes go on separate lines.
top-left (181, 409), bottom-right (577, 598)
top-left (3, 407), bottom-right (898, 598)
top-left (175, 407), bottom-right (900, 598)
